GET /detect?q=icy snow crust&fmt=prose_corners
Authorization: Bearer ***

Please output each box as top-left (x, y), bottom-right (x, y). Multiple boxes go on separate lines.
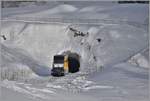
top-left (1, 2), bottom-right (149, 101)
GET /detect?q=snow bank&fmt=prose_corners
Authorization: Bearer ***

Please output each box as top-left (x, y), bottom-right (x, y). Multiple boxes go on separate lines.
top-left (66, 24), bottom-right (148, 71)
top-left (2, 1), bottom-right (62, 18)
top-left (1, 43), bottom-right (52, 76)
top-left (87, 62), bottom-right (148, 100)
top-left (79, 5), bottom-right (113, 12)
top-left (1, 21), bottom-right (148, 77)
top-left (128, 49), bottom-right (149, 68)
top-left (1, 80), bottom-right (55, 100)
top-left (1, 64), bottom-right (32, 81)
top-left (50, 4), bottom-right (78, 13)
top-left (13, 4), bottom-right (78, 18)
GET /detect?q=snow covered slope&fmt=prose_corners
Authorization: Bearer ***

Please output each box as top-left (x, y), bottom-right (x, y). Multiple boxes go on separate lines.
top-left (86, 62), bottom-right (149, 101)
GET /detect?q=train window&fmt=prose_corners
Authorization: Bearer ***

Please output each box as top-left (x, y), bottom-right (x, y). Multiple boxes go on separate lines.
top-left (54, 64), bottom-right (64, 68)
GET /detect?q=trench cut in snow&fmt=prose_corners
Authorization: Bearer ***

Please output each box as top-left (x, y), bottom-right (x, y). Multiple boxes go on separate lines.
top-left (1, 2), bottom-right (149, 101)
top-left (1, 23), bottom-right (148, 77)
top-left (1, 2), bottom-right (148, 77)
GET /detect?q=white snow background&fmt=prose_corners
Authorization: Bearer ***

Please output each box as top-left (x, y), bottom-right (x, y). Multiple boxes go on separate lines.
top-left (0, 1), bottom-right (149, 101)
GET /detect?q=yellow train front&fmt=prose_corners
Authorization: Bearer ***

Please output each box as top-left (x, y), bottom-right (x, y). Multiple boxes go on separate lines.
top-left (51, 52), bottom-right (80, 77)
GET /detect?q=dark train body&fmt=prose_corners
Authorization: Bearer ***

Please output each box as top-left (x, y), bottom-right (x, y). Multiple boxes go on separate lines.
top-left (51, 51), bottom-right (80, 77)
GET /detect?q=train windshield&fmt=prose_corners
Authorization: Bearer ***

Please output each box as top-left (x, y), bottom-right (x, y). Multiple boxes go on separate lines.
top-left (53, 64), bottom-right (64, 68)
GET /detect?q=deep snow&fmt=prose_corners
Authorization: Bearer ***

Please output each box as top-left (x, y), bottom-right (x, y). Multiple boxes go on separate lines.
top-left (1, 1), bottom-right (149, 101)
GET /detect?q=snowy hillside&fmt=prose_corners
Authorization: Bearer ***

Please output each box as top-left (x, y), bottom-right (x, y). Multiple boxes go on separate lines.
top-left (1, 1), bottom-right (149, 101)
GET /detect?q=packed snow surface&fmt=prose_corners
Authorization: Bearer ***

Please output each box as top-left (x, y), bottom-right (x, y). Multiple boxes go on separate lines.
top-left (1, 1), bottom-right (149, 101)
